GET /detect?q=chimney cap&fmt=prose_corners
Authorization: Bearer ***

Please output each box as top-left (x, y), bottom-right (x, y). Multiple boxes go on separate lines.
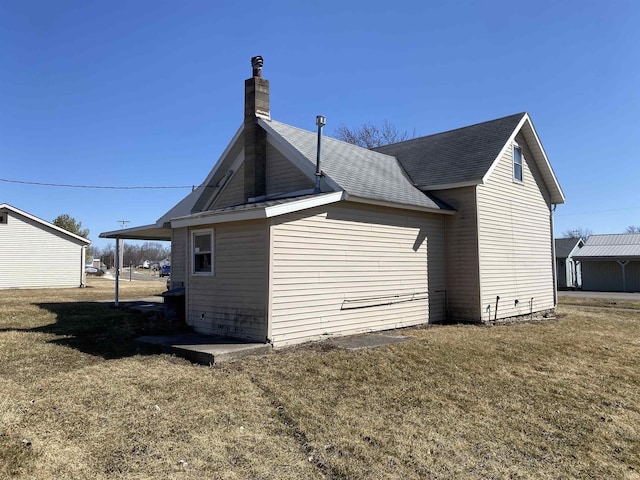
top-left (251, 56), bottom-right (263, 77)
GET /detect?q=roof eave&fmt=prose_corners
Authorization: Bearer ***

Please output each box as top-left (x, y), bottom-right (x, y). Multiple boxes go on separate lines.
top-left (344, 194), bottom-right (455, 215)
top-left (170, 191), bottom-right (346, 228)
top-left (99, 224), bottom-right (171, 241)
top-left (416, 180), bottom-right (481, 191)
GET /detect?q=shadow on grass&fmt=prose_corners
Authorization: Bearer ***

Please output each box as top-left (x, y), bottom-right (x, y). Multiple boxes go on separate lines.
top-left (27, 301), bottom-right (190, 359)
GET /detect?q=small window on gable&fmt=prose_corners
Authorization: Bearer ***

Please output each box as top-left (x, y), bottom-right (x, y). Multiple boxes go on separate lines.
top-left (192, 229), bottom-right (213, 275)
top-left (513, 144), bottom-right (524, 183)
top-left (0, 212), bottom-right (7, 224)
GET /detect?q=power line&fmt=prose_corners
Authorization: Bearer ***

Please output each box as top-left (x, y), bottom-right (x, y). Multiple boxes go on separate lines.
top-left (0, 177), bottom-right (197, 190)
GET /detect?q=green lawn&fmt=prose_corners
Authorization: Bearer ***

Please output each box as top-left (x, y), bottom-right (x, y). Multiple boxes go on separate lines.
top-left (1, 281), bottom-right (638, 479)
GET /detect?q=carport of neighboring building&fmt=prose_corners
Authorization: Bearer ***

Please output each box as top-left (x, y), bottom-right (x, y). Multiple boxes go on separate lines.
top-left (573, 233), bottom-right (640, 293)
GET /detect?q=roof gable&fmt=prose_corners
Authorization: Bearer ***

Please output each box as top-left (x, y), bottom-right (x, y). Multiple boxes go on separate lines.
top-left (260, 119), bottom-right (451, 213)
top-left (0, 204), bottom-right (91, 245)
top-left (374, 113), bottom-right (525, 189)
top-left (374, 113), bottom-right (565, 204)
top-left (555, 237), bottom-right (584, 258)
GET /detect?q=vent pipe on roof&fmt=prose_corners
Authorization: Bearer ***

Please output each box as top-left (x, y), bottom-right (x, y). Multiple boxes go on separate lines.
top-left (314, 115), bottom-right (326, 194)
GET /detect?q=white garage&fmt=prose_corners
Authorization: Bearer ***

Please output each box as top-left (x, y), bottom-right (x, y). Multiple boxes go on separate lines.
top-left (0, 204), bottom-right (90, 289)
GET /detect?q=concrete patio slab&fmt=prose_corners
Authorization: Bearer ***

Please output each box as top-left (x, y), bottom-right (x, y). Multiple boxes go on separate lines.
top-left (137, 333), bottom-right (272, 365)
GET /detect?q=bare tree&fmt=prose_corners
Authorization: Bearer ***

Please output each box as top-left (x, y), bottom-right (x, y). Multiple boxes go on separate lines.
top-left (625, 226), bottom-right (640, 233)
top-left (562, 227), bottom-right (592, 240)
top-left (334, 120), bottom-right (416, 148)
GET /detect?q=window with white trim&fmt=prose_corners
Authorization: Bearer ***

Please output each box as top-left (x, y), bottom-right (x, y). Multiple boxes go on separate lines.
top-left (192, 229), bottom-right (213, 275)
top-left (513, 144), bottom-right (524, 182)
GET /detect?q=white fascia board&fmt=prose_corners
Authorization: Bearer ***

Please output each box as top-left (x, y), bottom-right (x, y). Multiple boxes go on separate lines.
top-left (199, 123), bottom-right (245, 190)
top-left (520, 115), bottom-right (566, 204)
top-left (170, 191), bottom-right (346, 229)
top-left (482, 114), bottom-right (528, 186)
top-left (99, 224), bottom-right (171, 240)
top-left (1, 203), bottom-right (91, 244)
top-left (416, 180), bottom-right (481, 191)
top-left (343, 195), bottom-right (455, 215)
top-left (203, 149), bottom-right (245, 211)
top-left (481, 113), bottom-right (565, 204)
top-left (258, 118), bottom-right (343, 193)
top-left (264, 191), bottom-right (345, 217)
top-left (154, 124), bottom-right (245, 225)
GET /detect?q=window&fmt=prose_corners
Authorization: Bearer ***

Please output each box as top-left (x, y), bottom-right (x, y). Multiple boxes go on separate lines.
top-left (192, 229), bottom-right (213, 274)
top-left (513, 144), bottom-right (524, 182)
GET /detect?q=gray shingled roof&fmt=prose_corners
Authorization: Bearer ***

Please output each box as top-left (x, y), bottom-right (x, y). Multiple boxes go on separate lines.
top-left (263, 120), bottom-right (451, 212)
top-left (573, 234), bottom-right (640, 259)
top-left (373, 113), bottom-right (526, 189)
top-left (555, 238), bottom-right (583, 258)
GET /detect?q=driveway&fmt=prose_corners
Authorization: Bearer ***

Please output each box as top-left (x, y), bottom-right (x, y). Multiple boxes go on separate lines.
top-left (558, 290), bottom-right (640, 301)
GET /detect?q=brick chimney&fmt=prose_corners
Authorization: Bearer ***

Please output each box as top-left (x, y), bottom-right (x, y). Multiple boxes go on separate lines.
top-left (244, 55), bottom-right (270, 201)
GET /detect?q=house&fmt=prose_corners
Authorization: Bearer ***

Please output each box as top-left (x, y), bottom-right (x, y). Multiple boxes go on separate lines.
top-left (101, 57), bottom-right (565, 347)
top-left (573, 234), bottom-right (640, 292)
top-left (0, 204), bottom-right (90, 289)
top-left (555, 237), bottom-right (584, 289)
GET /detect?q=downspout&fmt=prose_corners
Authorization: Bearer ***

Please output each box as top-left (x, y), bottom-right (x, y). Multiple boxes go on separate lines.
top-left (550, 204), bottom-right (558, 307)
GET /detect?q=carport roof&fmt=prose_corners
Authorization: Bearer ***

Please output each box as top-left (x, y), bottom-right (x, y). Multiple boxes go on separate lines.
top-left (573, 233), bottom-right (640, 260)
top-left (99, 223), bottom-right (171, 241)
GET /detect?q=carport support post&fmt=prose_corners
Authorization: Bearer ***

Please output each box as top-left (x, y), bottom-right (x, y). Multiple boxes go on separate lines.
top-left (115, 237), bottom-right (122, 306)
top-left (618, 260), bottom-right (629, 293)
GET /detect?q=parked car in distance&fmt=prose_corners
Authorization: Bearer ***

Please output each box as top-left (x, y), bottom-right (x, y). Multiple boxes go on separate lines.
top-left (160, 265), bottom-right (171, 277)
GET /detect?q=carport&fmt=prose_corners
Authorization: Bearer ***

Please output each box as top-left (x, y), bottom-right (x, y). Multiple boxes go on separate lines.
top-left (99, 223), bottom-right (171, 305)
top-left (573, 234), bottom-right (640, 293)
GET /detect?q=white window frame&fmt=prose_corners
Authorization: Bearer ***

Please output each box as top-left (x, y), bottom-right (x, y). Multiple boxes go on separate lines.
top-left (192, 228), bottom-right (214, 275)
top-left (513, 143), bottom-right (524, 183)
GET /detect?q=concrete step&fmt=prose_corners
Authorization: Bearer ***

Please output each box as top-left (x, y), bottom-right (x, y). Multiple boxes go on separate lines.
top-left (137, 333), bottom-right (271, 365)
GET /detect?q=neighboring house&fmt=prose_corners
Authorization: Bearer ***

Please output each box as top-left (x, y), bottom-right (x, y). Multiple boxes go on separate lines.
top-left (101, 57), bottom-right (565, 347)
top-left (555, 237), bottom-right (584, 289)
top-left (0, 204), bottom-right (90, 289)
top-left (573, 234), bottom-right (640, 292)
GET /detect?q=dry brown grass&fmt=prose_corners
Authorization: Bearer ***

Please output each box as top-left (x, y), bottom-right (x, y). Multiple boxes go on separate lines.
top-left (1, 281), bottom-right (639, 478)
top-left (559, 295), bottom-right (640, 311)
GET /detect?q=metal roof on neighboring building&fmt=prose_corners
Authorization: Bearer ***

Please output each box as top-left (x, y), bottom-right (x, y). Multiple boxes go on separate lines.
top-left (573, 234), bottom-right (640, 259)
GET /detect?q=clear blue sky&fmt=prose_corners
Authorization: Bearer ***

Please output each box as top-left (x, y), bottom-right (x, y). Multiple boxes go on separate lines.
top-left (1, 0), bottom-right (638, 249)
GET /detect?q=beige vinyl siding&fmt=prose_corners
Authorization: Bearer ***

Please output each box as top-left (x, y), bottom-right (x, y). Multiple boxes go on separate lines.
top-left (266, 142), bottom-right (314, 196)
top-left (0, 212), bottom-right (86, 289)
top-left (170, 227), bottom-right (187, 288)
top-left (270, 202), bottom-right (446, 347)
top-left (433, 187), bottom-right (481, 320)
top-left (210, 163), bottom-right (246, 209)
top-left (476, 133), bottom-right (554, 320)
top-left (581, 261), bottom-right (640, 292)
top-left (187, 219), bottom-right (269, 341)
